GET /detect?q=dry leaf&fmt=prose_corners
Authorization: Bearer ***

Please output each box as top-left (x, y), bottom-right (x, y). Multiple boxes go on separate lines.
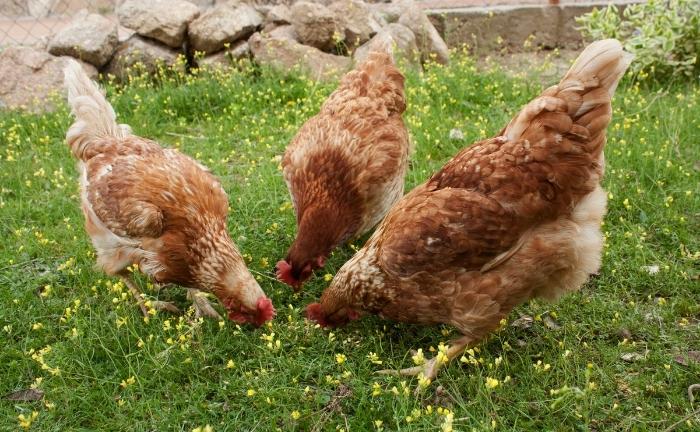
top-left (543, 316), bottom-right (561, 330)
top-left (674, 351), bottom-right (700, 366)
top-left (511, 315), bottom-right (533, 329)
top-left (617, 328), bottom-right (633, 340)
top-left (620, 352), bottom-right (647, 363)
top-left (3, 388), bottom-right (44, 401)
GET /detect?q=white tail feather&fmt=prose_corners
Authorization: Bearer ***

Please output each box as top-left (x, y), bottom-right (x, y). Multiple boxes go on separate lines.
top-left (562, 39), bottom-right (634, 99)
top-left (505, 39), bottom-right (632, 141)
top-left (63, 59), bottom-right (131, 160)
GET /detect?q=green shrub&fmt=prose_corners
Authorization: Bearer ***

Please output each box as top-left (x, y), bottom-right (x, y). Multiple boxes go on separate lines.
top-left (576, 0), bottom-right (700, 80)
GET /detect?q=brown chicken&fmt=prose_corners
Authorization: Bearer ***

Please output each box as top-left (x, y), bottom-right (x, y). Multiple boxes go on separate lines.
top-left (63, 61), bottom-right (275, 326)
top-left (276, 50), bottom-right (410, 290)
top-left (307, 40), bottom-right (633, 380)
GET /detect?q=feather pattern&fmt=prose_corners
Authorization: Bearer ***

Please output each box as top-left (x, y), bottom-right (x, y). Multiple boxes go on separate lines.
top-left (311, 40), bottom-right (633, 344)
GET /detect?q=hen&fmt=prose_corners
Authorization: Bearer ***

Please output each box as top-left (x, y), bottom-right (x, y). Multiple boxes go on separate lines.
top-left (63, 61), bottom-right (275, 326)
top-left (307, 40), bottom-right (633, 380)
top-left (275, 50), bottom-right (410, 290)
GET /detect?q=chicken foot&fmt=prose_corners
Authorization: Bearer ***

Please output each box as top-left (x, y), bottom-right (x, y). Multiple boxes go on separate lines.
top-left (118, 273), bottom-right (180, 317)
top-left (187, 289), bottom-right (222, 320)
top-left (377, 335), bottom-right (474, 384)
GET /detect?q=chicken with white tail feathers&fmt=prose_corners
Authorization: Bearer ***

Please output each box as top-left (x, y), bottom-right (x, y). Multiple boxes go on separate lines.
top-left (63, 60), bottom-right (275, 325)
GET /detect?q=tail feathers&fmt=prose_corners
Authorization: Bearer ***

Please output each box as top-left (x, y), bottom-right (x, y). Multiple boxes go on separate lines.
top-left (505, 39), bottom-right (632, 142)
top-left (323, 48), bottom-right (406, 116)
top-left (356, 50), bottom-right (406, 114)
top-left (561, 39), bottom-right (634, 100)
top-left (64, 59), bottom-right (131, 160)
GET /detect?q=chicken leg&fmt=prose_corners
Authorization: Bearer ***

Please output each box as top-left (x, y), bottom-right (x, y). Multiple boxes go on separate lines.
top-left (377, 335), bottom-right (474, 386)
top-left (187, 289), bottom-right (222, 320)
top-left (119, 273), bottom-right (180, 317)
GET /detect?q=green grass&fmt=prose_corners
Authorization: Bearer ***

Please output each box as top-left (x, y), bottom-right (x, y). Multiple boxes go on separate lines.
top-left (1, 54), bottom-right (698, 431)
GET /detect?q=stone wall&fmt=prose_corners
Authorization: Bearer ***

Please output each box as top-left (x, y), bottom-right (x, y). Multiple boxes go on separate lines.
top-left (0, 0), bottom-right (449, 111)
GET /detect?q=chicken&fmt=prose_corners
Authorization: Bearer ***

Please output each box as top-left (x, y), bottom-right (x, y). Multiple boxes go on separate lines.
top-left (275, 50), bottom-right (410, 290)
top-left (63, 60), bottom-right (275, 326)
top-left (306, 40), bottom-right (633, 381)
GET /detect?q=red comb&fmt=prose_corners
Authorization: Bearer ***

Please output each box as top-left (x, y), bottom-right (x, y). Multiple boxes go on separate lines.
top-left (276, 260), bottom-right (301, 290)
top-left (305, 302), bottom-right (330, 327)
top-left (255, 297), bottom-right (276, 326)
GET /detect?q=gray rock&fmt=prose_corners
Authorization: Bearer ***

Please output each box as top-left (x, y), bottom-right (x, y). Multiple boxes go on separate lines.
top-left (329, 0), bottom-right (382, 50)
top-left (369, 1), bottom-right (409, 24)
top-left (0, 2), bottom-right (27, 17)
top-left (353, 23), bottom-right (420, 69)
top-left (48, 10), bottom-right (118, 67)
top-left (103, 35), bottom-right (182, 81)
top-left (0, 46), bottom-right (97, 112)
top-left (189, 0), bottom-right (214, 7)
top-left (265, 25), bottom-right (298, 42)
top-left (29, 0), bottom-right (116, 17)
top-left (198, 40), bottom-right (250, 69)
top-left (189, 4), bottom-right (263, 54)
top-left (249, 32), bottom-right (351, 81)
top-left (398, 4), bottom-right (449, 65)
top-left (118, 0), bottom-right (200, 48)
top-left (449, 128), bottom-right (464, 140)
top-left (265, 4), bottom-right (292, 26)
top-left (290, 1), bottom-right (342, 52)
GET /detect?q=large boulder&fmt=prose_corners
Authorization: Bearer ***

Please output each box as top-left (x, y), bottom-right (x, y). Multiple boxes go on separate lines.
top-left (353, 23), bottom-right (420, 69)
top-left (48, 10), bottom-right (118, 67)
top-left (264, 24), bottom-right (298, 42)
top-left (103, 35), bottom-right (182, 81)
top-left (249, 32), bottom-right (351, 81)
top-left (0, 46), bottom-right (97, 112)
top-left (329, 0), bottom-right (382, 49)
top-left (290, 1), bottom-right (342, 52)
top-left (117, 0), bottom-right (200, 48)
top-left (198, 40), bottom-right (250, 69)
top-left (368, 1), bottom-right (407, 24)
top-left (189, 3), bottom-right (263, 54)
top-left (398, 4), bottom-right (449, 64)
top-left (265, 4), bottom-right (292, 26)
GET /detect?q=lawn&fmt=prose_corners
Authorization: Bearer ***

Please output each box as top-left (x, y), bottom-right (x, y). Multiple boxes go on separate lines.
top-left (1, 52), bottom-right (698, 431)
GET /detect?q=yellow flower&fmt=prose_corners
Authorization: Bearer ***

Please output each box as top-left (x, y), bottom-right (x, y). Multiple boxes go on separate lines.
top-left (226, 360), bottom-right (235, 369)
top-left (31, 322), bottom-right (43, 331)
top-left (335, 353), bottom-right (347, 365)
top-left (412, 349), bottom-right (425, 365)
top-left (192, 426), bottom-right (213, 432)
top-left (323, 273), bottom-right (333, 282)
top-left (372, 382), bottom-right (382, 397)
top-left (120, 376), bottom-right (136, 388)
top-left (246, 389), bottom-right (256, 397)
top-left (291, 410), bottom-right (301, 420)
top-left (436, 343), bottom-right (449, 365)
top-left (485, 377), bottom-right (500, 389)
top-left (18, 411), bottom-right (39, 429)
top-left (367, 352), bottom-right (382, 365)
top-left (417, 373), bottom-right (431, 389)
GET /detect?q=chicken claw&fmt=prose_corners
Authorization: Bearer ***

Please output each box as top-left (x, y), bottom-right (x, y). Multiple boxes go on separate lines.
top-left (119, 273), bottom-right (150, 317)
top-left (187, 289), bottom-right (222, 320)
top-left (150, 301), bottom-right (180, 314)
top-left (119, 273), bottom-right (180, 316)
top-left (376, 336), bottom-right (474, 392)
top-left (377, 357), bottom-right (442, 379)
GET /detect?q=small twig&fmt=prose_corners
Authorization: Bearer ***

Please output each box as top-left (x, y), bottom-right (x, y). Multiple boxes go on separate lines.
top-left (662, 408), bottom-right (700, 432)
top-left (164, 132), bottom-right (205, 140)
top-left (0, 258), bottom-right (42, 271)
top-left (688, 384), bottom-right (700, 403)
top-left (661, 384), bottom-right (700, 432)
top-left (249, 269), bottom-right (278, 283)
